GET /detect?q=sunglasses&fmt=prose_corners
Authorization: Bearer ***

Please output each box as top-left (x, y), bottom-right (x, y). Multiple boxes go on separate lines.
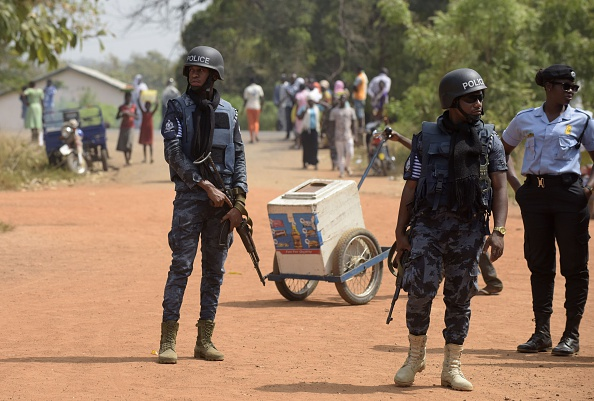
top-left (550, 81), bottom-right (580, 92)
top-left (460, 93), bottom-right (484, 104)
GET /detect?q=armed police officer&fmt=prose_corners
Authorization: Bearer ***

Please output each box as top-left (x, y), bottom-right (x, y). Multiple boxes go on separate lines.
top-left (157, 46), bottom-right (248, 364)
top-left (393, 69), bottom-right (508, 391)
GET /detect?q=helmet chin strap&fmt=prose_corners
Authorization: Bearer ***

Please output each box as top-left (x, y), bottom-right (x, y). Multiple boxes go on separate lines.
top-left (186, 73), bottom-right (216, 99)
top-left (454, 100), bottom-right (482, 123)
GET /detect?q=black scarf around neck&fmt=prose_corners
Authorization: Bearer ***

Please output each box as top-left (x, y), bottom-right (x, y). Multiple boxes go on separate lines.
top-left (441, 111), bottom-right (483, 212)
top-left (187, 86), bottom-right (220, 161)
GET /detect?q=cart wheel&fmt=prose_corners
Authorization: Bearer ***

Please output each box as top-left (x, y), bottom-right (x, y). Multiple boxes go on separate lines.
top-left (333, 228), bottom-right (383, 305)
top-left (65, 153), bottom-right (87, 175)
top-left (272, 254), bottom-right (318, 301)
top-left (101, 148), bottom-right (109, 171)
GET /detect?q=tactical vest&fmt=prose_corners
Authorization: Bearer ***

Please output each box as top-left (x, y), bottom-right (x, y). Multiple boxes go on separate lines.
top-left (416, 121), bottom-right (494, 213)
top-left (170, 94), bottom-right (236, 187)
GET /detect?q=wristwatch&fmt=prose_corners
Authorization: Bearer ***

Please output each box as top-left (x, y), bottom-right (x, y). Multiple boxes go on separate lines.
top-left (585, 185), bottom-right (593, 193)
top-left (493, 226), bottom-right (506, 236)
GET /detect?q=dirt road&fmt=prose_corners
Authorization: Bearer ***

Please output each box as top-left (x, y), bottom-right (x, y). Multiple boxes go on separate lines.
top-left (0, 129), bottom-right (593, 400)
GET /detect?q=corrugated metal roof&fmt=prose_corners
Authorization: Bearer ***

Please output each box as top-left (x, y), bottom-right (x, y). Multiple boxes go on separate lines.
top-left (46, 64), bottom-right (131, 90)
top-left (0, 64), bottom-right (131, 96)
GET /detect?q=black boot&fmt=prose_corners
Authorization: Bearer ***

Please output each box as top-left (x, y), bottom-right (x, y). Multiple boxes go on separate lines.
top-left (552, 315), bottom-right (581, 356)
top-left (517, 314), bottom-right (552, 353)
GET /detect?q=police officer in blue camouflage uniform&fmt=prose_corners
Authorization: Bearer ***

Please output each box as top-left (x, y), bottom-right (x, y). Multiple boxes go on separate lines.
top-left (503, 64), bottom-right (593, 357)
top-left (157, 46), bottom-right (248, 364)
top-left (393, 68), bottom-right (508, 391)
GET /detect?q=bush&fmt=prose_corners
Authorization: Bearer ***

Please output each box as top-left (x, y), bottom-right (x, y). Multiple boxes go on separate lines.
top-left (0, 136), bottom-right (84, 190)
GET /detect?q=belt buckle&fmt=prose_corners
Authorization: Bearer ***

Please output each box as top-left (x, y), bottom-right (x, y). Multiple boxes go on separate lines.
top-left (537, 176), bottom-right (545, 188)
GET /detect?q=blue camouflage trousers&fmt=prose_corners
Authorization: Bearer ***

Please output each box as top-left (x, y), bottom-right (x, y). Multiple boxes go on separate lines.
top-left (403, 209), bottom-right (483, 345)
top-left (162, 193), bottom-right (233, 322)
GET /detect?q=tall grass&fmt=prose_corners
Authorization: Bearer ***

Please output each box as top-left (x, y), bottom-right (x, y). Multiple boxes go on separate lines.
top-left (0, 135), bottom-right (84, 191)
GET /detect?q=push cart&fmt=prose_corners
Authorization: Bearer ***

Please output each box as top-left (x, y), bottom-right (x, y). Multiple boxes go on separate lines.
top-left (265, 127), bottom-right (397, 305)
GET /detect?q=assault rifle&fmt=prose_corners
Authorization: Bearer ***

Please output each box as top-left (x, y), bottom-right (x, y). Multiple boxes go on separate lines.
top-left (386, 242), bottom-right (409, 325)
top-left (194, 154), bottom-right (266, 286)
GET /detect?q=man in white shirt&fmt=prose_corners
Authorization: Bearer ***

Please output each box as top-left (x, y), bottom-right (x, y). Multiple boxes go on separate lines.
top-left (243, 78), bottom-right (265, 143)
top-left (368, 67), bottom-right (392, 103)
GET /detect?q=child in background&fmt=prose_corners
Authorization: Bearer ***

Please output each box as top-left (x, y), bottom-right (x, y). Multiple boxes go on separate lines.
top-left (116, 92), bottom-right (137, 166)
top-left (138, 99), bottom-right (159, 163)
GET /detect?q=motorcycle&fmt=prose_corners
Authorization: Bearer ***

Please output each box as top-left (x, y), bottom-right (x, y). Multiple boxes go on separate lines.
top-left (57, 119), bottom-right (88, 175)
top-left (365, 120), bottom-right (396, 176)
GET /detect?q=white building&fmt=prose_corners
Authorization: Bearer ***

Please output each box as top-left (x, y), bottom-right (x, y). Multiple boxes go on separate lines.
top-left (0, 64), bottom-right (130, 133)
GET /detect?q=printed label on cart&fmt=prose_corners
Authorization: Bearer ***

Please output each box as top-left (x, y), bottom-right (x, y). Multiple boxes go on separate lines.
top-left (277, 249), bottom-right (321, 255)
top-left (268, 212), bottom-right (323, 252)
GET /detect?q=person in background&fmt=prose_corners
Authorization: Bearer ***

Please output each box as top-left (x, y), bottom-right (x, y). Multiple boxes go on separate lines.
top-left (43, 79), bottom-right (57, 111)
top-left (370, 80), bottom-right (389, 121)
top-left (274, 74), bottom-right (286, 132)
top-left (352, 66), bottom-right (368, 145)
top-left (23, 81), bottom-right (44, 145)
top-left (393, 68), bottom-right (507, 391)
top-left (292, 81), bottom-right (309, 149)
top-left (132, 74), bottom-right (148, 128)
top-left (297, 92), bottom-right (321, 170)
top-left (329, 93), bottom-right (356, 178)
top-left (19, 86), bottom-right (28, 125)
top-left (161, 78), bottom-right (181, 121)
top-left (116, 92), bottom-right (137, 166)
top-left (368, 67), bottom-right (392, 102)
top-left (243, 77), bottom-right (265, 143)
top-left (157, 45), bottom-right (248, 365)
top-left (137, 97), bottom-right (159, 163)
top-left (280, 74), bottom-right (296, 140)
top-left (503, 64), bottom-right (593, 357)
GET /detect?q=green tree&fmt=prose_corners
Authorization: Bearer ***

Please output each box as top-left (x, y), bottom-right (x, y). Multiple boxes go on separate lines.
top-left (0, 0), bottom-right (106, 68)
top-left (385, 0), bottom-right (594, 132)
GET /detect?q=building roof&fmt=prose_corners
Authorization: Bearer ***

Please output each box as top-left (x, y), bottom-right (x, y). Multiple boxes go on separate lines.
top-left (43, 64), bottom-right (130, 90)
top-left (0, 64), bottom-right (131, 96)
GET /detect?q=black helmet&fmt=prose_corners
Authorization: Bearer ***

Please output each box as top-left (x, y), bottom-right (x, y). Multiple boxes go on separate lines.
top-left (439, 68), bottom-right (487, 109)
top-left (183, 46), bottom-right (225, 81)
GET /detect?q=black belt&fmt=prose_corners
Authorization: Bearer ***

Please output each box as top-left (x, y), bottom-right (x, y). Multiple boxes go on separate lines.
top-left (525, 173), bottom-right (579, 188)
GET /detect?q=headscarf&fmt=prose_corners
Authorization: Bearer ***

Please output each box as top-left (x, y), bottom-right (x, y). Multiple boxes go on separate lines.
top-left (186, 75), bottom-right (220, 161)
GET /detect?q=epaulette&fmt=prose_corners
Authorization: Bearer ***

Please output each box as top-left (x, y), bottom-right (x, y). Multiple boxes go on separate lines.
top-left (516, 108), bottom-right (535, 117)
top-left (574, 108), bottom-right (593, 119)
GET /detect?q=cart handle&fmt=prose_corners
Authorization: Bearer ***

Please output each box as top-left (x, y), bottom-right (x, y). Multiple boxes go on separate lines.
top-left (357, 126), bottom-right (393, 190)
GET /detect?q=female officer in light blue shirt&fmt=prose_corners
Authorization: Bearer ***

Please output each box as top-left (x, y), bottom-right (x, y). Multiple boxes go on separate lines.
top-left (502, 64), bottom-right (594, 357)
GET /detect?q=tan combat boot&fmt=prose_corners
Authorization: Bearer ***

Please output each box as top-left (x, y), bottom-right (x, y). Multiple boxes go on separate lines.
top-left (441, 343), bottom-right (473, 391)
top-left (194, 319), bottom-right (224, 361)
top-left (394, 334), bottom-right (427, 386)
top-left (158, 320), bottom-right (179, 364)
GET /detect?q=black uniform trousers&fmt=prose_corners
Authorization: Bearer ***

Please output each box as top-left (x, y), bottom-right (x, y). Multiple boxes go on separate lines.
top-left (515, 174), bottom-right (590, 321)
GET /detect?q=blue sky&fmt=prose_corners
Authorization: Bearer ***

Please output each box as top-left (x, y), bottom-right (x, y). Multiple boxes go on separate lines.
top-left (61, 0), bottom-right (205, 63)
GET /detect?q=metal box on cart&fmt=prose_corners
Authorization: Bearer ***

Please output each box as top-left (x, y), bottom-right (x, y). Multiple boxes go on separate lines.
top-left (266, 179), bottom-right (385, 305)
top-left (267, 179), bottom-right (365, 276)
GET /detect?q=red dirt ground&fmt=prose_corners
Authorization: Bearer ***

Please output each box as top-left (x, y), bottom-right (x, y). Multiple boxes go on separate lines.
top-left (0, 129), bottom-right (593, 401)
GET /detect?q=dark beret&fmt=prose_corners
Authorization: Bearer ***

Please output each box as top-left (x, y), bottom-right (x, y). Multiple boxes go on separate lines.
top-left (535, 64), bottom-right (576, 86)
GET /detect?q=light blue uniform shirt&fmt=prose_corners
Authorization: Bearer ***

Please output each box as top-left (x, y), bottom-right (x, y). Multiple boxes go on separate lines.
top-left (502, 103), bottom-right (594, 176)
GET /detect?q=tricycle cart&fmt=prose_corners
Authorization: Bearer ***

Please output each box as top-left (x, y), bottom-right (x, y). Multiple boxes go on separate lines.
top-left (44, 106), bottom-right (109, 172)
top-left (265, 127), bottom-right (397, 305)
